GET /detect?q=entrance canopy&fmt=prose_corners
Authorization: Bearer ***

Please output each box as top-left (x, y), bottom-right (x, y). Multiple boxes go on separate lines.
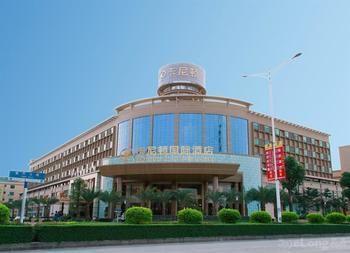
top-left (99, 153), bottom-right (240, 181)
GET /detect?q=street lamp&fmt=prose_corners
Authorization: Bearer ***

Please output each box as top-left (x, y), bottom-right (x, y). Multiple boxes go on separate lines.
top-left (242, 52), bottom-right (302, 223)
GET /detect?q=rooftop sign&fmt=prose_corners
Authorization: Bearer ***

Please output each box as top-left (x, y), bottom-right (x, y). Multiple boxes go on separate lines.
top-left (158, 63), bottom-right (205, 88)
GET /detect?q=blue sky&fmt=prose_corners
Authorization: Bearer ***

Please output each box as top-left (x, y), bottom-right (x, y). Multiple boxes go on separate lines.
top-left (0, 0), bottom-right (349, 176)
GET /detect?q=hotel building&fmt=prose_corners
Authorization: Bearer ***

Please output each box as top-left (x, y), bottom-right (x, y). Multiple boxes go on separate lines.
top-left (27, 63), bottom-right (340, 217)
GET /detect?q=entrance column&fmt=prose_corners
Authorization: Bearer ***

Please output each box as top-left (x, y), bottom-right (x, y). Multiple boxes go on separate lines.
top-left (204, 181), bottom-right (209, 216)
top-left (234, 182), bottom-right (239, 210)
top-left (171, 181), bottom-right (177, 216)
top-left (116, 177), bottom-right (122, 192)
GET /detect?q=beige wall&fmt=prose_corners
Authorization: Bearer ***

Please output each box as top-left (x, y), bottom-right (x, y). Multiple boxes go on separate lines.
top-left (340, 145), bottom-right (350, 172)
top-left (0, 180), bottom-right (24, 203)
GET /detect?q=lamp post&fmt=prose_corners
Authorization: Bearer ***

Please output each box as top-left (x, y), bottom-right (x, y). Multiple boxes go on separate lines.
top-left (242, 52), bottom-right (302, 223)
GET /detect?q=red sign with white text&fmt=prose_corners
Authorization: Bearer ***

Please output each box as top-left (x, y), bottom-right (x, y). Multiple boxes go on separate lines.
top-left (264, 142), bottom-right (286, 182)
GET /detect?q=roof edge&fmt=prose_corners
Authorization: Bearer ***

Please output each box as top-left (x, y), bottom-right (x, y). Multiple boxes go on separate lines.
top-left (30, 115), bottom-right (117, 165)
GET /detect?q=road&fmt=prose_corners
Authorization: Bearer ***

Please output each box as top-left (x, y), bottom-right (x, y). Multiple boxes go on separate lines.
top-left (10, 237), bottom-right (350, 253)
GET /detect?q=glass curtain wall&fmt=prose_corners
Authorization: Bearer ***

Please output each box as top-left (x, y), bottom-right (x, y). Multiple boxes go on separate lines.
top-left (153, 114), bottom-right (175, 146)
top-left (179, 113), bottom-right (202, 147)
top-left (132, 116), bottom-right (151, 153)
top-left (230, 117), bottom-right (249, 155)
top-left (117, 120), bottom-right (130, 155)
top-left (204, 114), bottom-right (227, 153)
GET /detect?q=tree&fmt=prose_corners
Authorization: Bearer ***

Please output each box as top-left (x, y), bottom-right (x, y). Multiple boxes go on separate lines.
top-left (69, 178), bottom-right (87, 218)
top-left (206, 190), bottom-right (225, 215)
top-left (279, 189), bottom-right (290, 211)
top-left (174, 189), bottom-right (196, 210)
top-left (281, 156), bottom-right (305, 211)
top-left (40, 197), bottom-right (59, 217)
top-left (81, 188), bottom-right (101, 220)
top-left (320, 188), bottom-right (333, 215)
top-left (330, 195), bottom-right (348, 215)
top-left (30, 197), bottom-right (43, 218)
top-left (245, 186), bottom-right (275, 211)
top-left (136, 186), bottom-right (158, 208)
top-left (295, 187), bottom-right (320, 216)
top-left (0, 204), bottom-right (10, 224)
top-left (4, 200), bottom-right (22, 218)
top-left (223, 188), bottom-right (242, 209)
top-left (340, 172), bottom-right (350, 199)
top-left (156, 190), bottom-right (174, 216)
top-left (99, 190), bottom-right (123, 219)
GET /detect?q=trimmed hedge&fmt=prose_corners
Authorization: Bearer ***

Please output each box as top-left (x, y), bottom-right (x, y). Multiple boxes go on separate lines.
top-left (0, 226), bottom-right (33, 244)
top-left (250, 211), bottom-right (272, 223)
top-left (125, 207), bottom-right (152, 224)
top-left (282, 212), bottom-right (299, 223)
top-left (307, 213), bottom-right (325, 224)
top-left (326, 212), bottom-right (346, 224)
top-left (177, 208), bottom-right (203, 224)
top-left (34, 224), bottom-right (350, 243)
top-left (218, 208), bottom-right (241, 223)
top-left (2, 224), bottom-right (350, 244)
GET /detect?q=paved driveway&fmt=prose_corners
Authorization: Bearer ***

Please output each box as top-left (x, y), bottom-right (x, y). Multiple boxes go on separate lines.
top-left (10, 236), bottom-right (350, 253)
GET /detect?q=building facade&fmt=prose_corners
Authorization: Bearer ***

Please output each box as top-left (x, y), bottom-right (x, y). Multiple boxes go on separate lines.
top-left (27, 63), bottom-right (340, 218)
top-left (333, 145), bottom-right (350, 179)
top-left (0, 177), bottom-right (24, 203)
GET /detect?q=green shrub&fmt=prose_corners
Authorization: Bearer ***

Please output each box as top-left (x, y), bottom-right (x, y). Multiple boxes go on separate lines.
top-left (177, 208), bottom-right (203, 224)
top-left (0, 204), bottom-right (10, 225)
top-left (218, 208), bottom-right (241, 223)
top-left (125, 207), bottom-right (152, 224)
top-left (0, 226), bottom-right (33, 244)
top-left (250, 211), bottom-right (272, 223)
top-left (306, 213), bottom-right (325, 224)
top-left (346, 215), bottom-right (350, 223)
top-left (282, 211), bottom-right (299, 223)
top-left (326, 212), bottom-right (346, 224)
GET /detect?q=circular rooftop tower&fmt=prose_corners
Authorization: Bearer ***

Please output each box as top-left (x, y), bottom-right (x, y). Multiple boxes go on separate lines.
top-left (157, 63), bottom-right (206, 96)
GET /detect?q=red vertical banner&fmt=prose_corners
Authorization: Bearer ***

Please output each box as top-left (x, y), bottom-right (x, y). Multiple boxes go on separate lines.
top-left (264, 141), bottom-right (286, 182)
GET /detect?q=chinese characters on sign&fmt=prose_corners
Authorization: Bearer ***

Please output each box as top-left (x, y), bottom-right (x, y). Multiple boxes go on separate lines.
top-left (264, 141), bottom-right (286, 182)
top-left (120, 146), bottom-right (215, 163)
top-left (136, 146), bottom-right (214, 156)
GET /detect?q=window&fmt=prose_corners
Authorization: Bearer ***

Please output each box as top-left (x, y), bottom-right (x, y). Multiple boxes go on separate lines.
top-left (231, 117), bottom-right (248, 155)
top-left (205, 114), bottom-right (227, 153)
top-left (179, 113), bottom-right (202, 147)
top-left (10, 185), bottom-right (15, 189)
top-left (132, 116), bottom-right (151, 153)
top-left (117, 120), bottom-right (130, 155)
top-left (264, 125), bottom-right (271, 133)
top-left (275, 128), bottom-right (280, 136)
top-left (153, 114), bottom-right (175, 146)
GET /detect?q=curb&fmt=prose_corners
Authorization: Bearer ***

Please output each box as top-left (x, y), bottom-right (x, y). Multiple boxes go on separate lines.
top-left (1, 233), bottom-right (350, 252)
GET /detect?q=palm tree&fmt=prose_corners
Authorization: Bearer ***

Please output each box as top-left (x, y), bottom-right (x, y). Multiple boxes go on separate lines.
top-left (81, 188), bottom-right (101, 220)
top-left (174, 189), bottom-right (196, 210)
top-left (245, 186), bottom-right (275, 211)
top-left (223, 188), bottom-right (242, 209)
top-left (29, 197), bottom-right (43, 218)
top-left (156, 190), bottom-right (174, 216)
top-left (40, 197), bottom-right (59, 218)
top-left (137, 186), bottom-right (158, 208)
top-left (99, 190), bottom-right (123, 219)
top-left (69, 178), bottom-right (86, 218)
top-left (206, 190), bottom-right (225, 215)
